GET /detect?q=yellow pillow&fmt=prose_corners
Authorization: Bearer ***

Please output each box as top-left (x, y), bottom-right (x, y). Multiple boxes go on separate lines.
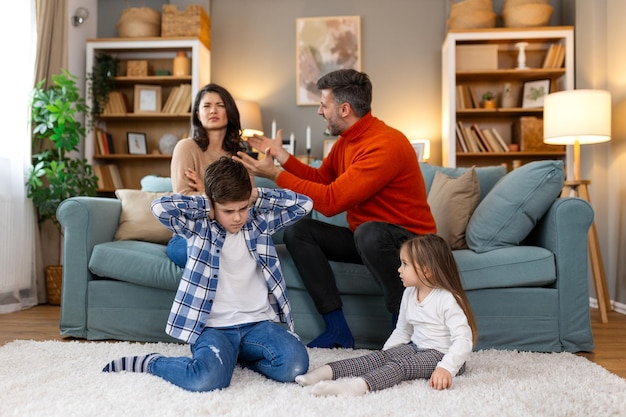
top-left (427, 168), bottom-right (480, 250)
top-left (114, 189), bottom-right (173, 244)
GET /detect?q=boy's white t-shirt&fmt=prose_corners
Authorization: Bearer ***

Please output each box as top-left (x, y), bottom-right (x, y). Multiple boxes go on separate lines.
top-left (204, 231), bottom-right (276, 328)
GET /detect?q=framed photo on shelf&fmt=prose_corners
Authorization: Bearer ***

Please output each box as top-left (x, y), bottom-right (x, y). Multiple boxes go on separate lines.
top-left (522, 79), bottom-right (550, 108)
top-left (134, 85), bottom-right (162, 113)
top-left (296, 16), bottom-right (361, 106)
top-left (323, 139), bottom-right (337, 158)
top-left (410, 141), bottom-right (425, 162)
top-left (127, 132), bottom-right (147, 154)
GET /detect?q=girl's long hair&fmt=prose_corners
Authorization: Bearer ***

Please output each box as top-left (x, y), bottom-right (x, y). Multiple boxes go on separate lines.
top-left (402, 234), bottom-right (478, 345)
top-left (190, 83), bottom-right (246, 155)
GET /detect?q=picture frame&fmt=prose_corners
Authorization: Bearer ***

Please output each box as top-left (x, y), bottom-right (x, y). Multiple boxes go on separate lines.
top-left (134, 85), bottom-right (162, 113)
top-left (522, 79), bottom-right (550, 108)
top-left (296, 15), bottom-right (361, 106)
top-left (410, 141), bottom-right (425, 162)
top-left (282, 139), bottom-right (295, 155)
top-left (127, 132), bottom-right (148, 155)
top-left (323, 139), bottom-right (337, 158)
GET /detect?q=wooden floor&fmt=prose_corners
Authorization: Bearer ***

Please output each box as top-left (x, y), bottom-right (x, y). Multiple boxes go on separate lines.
top-left (0, 305), bottom-right (624, 379)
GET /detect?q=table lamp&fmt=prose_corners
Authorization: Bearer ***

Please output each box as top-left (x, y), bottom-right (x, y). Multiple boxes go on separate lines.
top-left (543, 89), bottom-right (612, 323)
top-left (543, 89), bottom-right (611, 181)
top-left (235, 99), bottom-right (264, 138)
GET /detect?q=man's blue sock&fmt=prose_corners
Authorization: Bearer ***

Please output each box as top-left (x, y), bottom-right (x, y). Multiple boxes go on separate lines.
top-left (307, 309), bottom-right (355, 349)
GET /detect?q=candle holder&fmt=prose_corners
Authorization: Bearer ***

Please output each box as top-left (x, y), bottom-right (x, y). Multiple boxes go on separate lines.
top-left (306, 148), bottom-right (311, 164)
top-left (515, 42), bottom-right (529, 69)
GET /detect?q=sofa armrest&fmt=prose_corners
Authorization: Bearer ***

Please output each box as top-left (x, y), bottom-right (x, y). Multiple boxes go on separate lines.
top-left (56, 196), bottom-right (122, 338)
top-left (525, 196), bottom-right (595, 351)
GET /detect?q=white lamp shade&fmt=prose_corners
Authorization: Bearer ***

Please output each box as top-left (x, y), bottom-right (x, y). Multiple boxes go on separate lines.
top-left (235, 99), bottom-right (263, 137)
top-left (543, 89), bottom-right (611, 145)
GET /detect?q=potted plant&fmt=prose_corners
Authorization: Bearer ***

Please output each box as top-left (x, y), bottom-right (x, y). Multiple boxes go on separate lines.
top-left (87, 53), bottom-right (119, 119)
top-left (26, 70), bottom-right (99, 304)
top-left (482, 91), bottom-right (496, 109)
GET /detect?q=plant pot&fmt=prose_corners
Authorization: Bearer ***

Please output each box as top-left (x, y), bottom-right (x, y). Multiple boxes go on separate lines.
top-left (483, 99), bottom-right (496, 109)
top-left (45, 265), bottom-right (63, 305)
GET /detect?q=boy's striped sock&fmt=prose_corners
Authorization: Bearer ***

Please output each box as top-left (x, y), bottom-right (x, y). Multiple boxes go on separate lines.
top-left (102, 353), bottom-right (161, 373)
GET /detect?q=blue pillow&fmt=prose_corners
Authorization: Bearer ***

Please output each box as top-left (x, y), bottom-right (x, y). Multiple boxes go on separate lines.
top-left (140, 175), bottom-right (173, 192)
top-left (465, 160), bottom-right (564, 253)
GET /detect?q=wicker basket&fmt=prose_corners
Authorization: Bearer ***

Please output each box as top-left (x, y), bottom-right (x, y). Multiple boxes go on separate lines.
top-left (161, 4), bottom-right (210, 48)
top-left (502, 4), bottom-right (554, 27)
top-left (45, 265), bottom-right (63, 306)
top-left (117, 7), bottom-right (161, 38)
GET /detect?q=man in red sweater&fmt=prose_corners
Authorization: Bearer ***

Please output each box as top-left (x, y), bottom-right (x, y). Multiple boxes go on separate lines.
top-left (236, 69), bottom-right (435, 348)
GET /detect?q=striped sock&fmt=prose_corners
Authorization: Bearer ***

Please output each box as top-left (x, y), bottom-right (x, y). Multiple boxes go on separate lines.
top-left (102, 353), bottom-right (161, 373)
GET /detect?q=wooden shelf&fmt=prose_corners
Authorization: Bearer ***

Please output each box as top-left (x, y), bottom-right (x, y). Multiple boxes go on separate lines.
top-left (442, 26), bottom-right (574, 170)
top-left (86, 37), bottom-right (210, 191)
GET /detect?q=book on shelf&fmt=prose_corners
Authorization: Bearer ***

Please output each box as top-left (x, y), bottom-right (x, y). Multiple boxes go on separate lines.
top-left (94, 128), bottom-right (115, 155)
top-left (455, 123), bottom-right (468, 153)
top-left (483, 128), bottom-right (507, 152)
top-left (162, 86), bottom-right (179, 113)
top-left (94, 164), bottom-right (113, 189)
top-left (456, 85), bottom-right (479, 110)
top-left (92, 165), bottom-right (106, 189)
top-left (490, 128), bottom-right (510, 152)
top-left (471, 123), bottom-right (493, 152)
top-left (542, 43), bottom-right (565, 69)
top-left (102, 91), bottom-right (128, 115)
top-left (174, 84), bottom-right (192, 114)
top-left (107, 164), bottom-right (124, 189)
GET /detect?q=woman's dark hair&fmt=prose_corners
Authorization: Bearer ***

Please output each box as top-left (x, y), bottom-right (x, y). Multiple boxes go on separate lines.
top-left (316, 69), bottom-right (372, 117)
top-left (203, 157), bottom-right (252, 203)
top-left (191, 83), bottom-right (246, 154)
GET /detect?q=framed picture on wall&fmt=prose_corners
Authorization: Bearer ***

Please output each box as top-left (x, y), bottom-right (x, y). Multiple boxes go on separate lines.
top-left (296, 15), bottom-right (361, 106)
top-left (522, 79), bottom-right (550, 108)
top-left (127, 132), bottom-right (147, 154)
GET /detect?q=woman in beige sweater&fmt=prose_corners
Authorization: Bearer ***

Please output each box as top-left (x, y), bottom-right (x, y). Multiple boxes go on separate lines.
top-left (167, 83), bottom-right (247, 266)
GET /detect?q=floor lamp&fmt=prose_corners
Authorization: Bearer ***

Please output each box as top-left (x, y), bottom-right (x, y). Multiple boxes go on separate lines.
top-left (543, 89), bottom-right (612, 323)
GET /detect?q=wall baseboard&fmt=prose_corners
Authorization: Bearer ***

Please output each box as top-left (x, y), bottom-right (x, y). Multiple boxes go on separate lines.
top-left (589, 298), bottom-right (626, 315)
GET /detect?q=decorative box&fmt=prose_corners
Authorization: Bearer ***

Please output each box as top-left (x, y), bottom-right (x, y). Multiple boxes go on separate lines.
top-left (126, 60), bottom-right (148, 77)
top-left (514, 116), bottom-right (564, 152)
top-left (161, 5), bottom-right (210, 48)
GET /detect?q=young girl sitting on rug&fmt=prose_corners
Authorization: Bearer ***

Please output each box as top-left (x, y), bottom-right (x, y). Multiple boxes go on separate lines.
top-left (102, 157), bottom-right (313, 392)
top-left (296, 234), bottom-right (477, 396)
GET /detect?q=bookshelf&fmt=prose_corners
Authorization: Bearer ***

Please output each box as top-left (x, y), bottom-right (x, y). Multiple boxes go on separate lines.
top-left (442, 26), bottom-right (574, 170)
top-left (85, 37), bottom-right (210, 192)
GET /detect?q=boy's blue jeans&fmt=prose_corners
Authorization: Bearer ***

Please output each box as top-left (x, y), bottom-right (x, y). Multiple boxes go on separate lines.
top-left (166, 235), bottom-right (186, 268)
top-left (148, 321), bottom-right (309, 392)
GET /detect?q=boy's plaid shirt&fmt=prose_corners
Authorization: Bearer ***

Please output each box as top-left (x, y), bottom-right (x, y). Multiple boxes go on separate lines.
top-left (151, 187), bottom-right (313, 344)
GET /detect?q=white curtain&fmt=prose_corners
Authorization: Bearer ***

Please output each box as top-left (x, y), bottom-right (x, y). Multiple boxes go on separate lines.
top-left (0, 0), bottom-right (38, 313)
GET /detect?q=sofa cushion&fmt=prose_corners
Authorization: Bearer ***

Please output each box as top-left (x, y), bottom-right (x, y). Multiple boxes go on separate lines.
top-left (420, 163), bottom-right (506, 202)
top-left (427, 168), bottom-right (480, 249)
top-left (466, 160), bottom-right (564, 253)
top-left (114, 189), bottom-right (173, 244)
top-left (453, 246), bottom-right (556, 290)
top-left (89, 241), bottom-right (182, 290)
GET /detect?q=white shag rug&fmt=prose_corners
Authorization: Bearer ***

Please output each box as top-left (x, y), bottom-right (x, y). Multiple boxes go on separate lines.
top-left (0, 340), bottom-right (625, 417)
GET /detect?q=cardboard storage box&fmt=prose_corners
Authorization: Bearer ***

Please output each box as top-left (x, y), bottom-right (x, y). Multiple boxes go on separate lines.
top-left (456, 44), bottom-right (498, 71)
top-left (514, 116), bottom-right (565, 152)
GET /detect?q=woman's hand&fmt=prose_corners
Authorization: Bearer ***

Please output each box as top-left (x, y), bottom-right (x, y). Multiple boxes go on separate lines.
top-left (185, 168), bottom-right (204, 193)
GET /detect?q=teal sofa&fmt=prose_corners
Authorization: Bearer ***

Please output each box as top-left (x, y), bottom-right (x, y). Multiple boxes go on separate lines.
top-left (57, 161), bottom-right (595, 352)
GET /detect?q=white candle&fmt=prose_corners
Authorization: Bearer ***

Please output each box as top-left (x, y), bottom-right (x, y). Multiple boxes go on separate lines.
top-left (271, 120), bottom-right (277, 138)
top-left (289, 132), bottom-right (295, 153)
top-left (306, 126), bottom-right (311, 150)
